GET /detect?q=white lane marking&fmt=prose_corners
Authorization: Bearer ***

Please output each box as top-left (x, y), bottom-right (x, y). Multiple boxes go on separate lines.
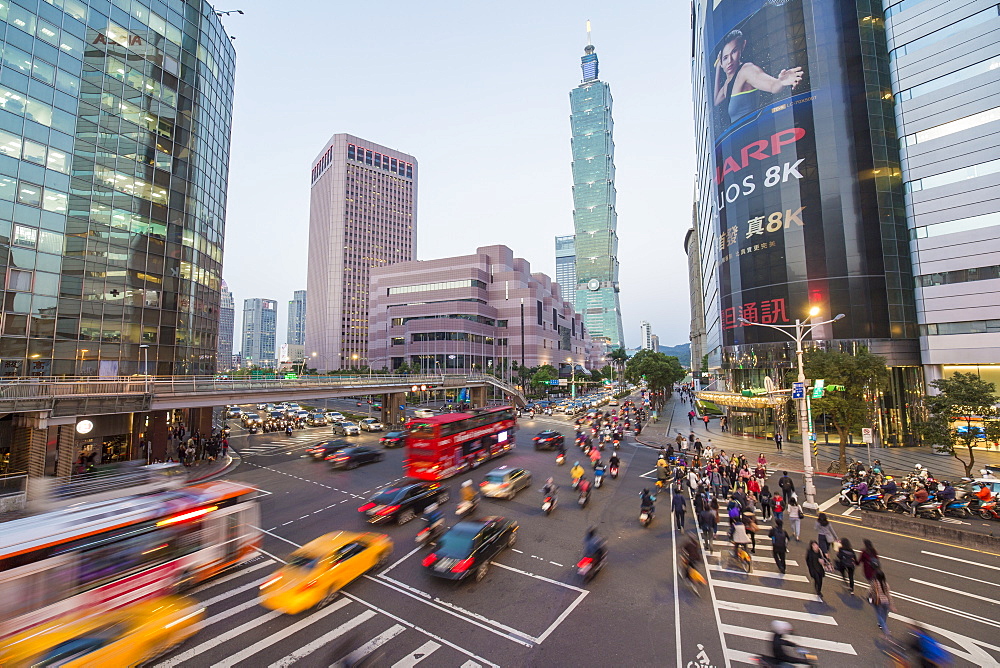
top-left (342, 593), bottom-right (499, 668)
top-left (549, 561), bottom-right (563, 567)
top-left (890, 612), bottom-right (1000, 664)
top-left (200, 598), bottom-right (261, 627)
top-left (921, 550), bottom-right (1000, 572)
top-left (461, 662), bottom-right (483, 668)
top-left (266, 609), bottom-right (377, 668)
top-left (491, 561), bottom-right (586, 592)
top-left (254, 545), bottom-right (287, 564)
top-left (533, 589), bottom-right (588, 645)
top-left (253, 526), bottom-right (302, 548)
top-left (511, 549), bottom-right (523, 553)
top-left (382, 545), bottom-right (422, 575)
top-left (199, 578), bottom-right (267, 609)
top-left (671, 508), bottom-right (682, 668)
top-left (708, 564), bottom-right (809, 582)
top-left (817, 493), bottom-right (842, 512)
top-left (892, 591), bottom-right (1000, 630)
top-left (909, 578), bottom-right (1000, 606)
top-left (712, 580), bottom-right (818, 601)
top-left (689, 495), bottom-right (733, 668)
top-left (213, 598), bottom-right (354, 668)
top-left (720, 624), bottom-right (855, 654)
top-left (842, 506), bottom-right (856, 516)
top-left (190, 559), bottom-right (274, 595)
top-left (338, 624), bottom-right (406, 664)
top-left (726, 648), bottom-right (762, 665)
top-left (154, 608), bottom-right (284, 667)
top-left (715, 600), bottom-right (837, 625)
top-left (390, 640), bottom-right (441, 668)
top-left (881, 555), bottom-right (1000, 589)
top-left (365, 575), bottom-right (532, 647)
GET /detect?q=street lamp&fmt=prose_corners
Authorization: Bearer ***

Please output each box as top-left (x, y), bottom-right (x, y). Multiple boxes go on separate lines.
top-left (738, 309), bottom-right (845, 512)
top-left (139, 344), bottom-right (150, 392)
top-left (566, 357), bottom-right (576, 400)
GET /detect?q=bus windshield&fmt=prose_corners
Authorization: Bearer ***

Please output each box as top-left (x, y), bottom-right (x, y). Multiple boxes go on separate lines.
top-left (409, 423), bottom-right (436, 438)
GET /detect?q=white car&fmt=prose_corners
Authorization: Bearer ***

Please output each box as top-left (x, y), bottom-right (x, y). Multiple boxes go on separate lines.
top-left (413, 409), bottom-right (438, 418)
top-left (327, 412), bottom-right (345, 422)
top-left (360, 418), bottom-right (384, 432)
top-left (480, 466), bottom-right (532, 500)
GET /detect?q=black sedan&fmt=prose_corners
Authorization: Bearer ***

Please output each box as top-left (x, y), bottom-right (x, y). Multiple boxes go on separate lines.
top-left (533, 430), bottom-right (565, 450)
top-left (306, 440), bottom-right (351, 460)
top-left (358, 482), bottom-right (451, 525)
top-left (379, 431), bottom-right (407, 448)
top-left (421, 517), bottom-right (518, 582)
top-left (327, 446), bottom-right (383, 469)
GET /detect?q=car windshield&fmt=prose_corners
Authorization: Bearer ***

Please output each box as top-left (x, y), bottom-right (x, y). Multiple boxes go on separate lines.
top-left (288, 555), bottom-right (319, 569)
top-left (485, 473), bottom-right (507, 484)
top-left (372, 487), bottom-right (402, 504)
top-left (342, 422), bottom-right (357, 427)
top-left (436, 529), bottom-right (476, 557)
top-left (385, 432), bottom-right (405, 438)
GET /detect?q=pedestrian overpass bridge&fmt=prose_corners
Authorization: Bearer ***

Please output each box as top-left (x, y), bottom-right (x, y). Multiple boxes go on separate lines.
top-left (0, 372), bottom-right (527, 422)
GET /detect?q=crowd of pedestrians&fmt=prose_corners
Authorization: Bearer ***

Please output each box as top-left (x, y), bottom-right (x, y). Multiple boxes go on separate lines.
top-left (166, 423), bottom-right (230, 467)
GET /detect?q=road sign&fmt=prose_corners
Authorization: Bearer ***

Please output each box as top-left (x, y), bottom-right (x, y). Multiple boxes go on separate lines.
top-left (862, 428), bottom-right (873, 444)
top-left (811, 379), bottom-right (825, 399)
top-left (792, 382), bottom-right (805, 399)
top-left (549, 379), bottom-right (560, 385)
top-left (558, 379), bottom-right (568, 386)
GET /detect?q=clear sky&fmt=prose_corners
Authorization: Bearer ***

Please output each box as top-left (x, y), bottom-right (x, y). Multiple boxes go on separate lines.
top-left (222, 0), bottom-right (696, 353)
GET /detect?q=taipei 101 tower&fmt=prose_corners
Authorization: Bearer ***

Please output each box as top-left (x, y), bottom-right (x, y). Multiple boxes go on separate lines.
top-left (569, 22), bottom-right (624, 349)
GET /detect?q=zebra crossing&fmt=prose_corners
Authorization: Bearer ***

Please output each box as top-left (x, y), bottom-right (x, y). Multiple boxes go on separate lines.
top-left (156, 558), bottom-right (494, 668)
top-left (701, 516), bottom-right (859, 664)
top-left (236, 433), bottom-right (323, 457)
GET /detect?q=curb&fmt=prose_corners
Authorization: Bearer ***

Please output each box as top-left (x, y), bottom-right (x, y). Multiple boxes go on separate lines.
top-left (860, 509), bottom-right (1000, 554)
top-left (186, 453), bottom-right (239, 484)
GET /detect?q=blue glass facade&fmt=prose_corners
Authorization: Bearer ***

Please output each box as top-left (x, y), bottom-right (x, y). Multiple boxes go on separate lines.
top-left (570, 44), bottom-right (624, 348)
top-left (0, 0), bottom-right (234, 376)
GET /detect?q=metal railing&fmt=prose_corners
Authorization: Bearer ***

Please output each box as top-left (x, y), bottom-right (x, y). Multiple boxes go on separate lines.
top-left (0, 372), bottom-right (525, 410)
top-left (0, 474), bottom-right (27, 498)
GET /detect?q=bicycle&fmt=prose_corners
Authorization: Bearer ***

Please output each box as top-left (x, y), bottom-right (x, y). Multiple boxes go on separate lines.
top-left (729, 542), bottom-right (753, 573)
top-left (681, 557), bottom-right (707, 597)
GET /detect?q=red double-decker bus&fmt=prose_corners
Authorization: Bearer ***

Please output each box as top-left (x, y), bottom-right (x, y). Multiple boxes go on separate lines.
top-left (405, 406), bottom-right (518, 480)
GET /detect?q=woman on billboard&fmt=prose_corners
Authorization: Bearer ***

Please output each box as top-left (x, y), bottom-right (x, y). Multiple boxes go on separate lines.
top-left (713, 29), bottom-right (804, 128)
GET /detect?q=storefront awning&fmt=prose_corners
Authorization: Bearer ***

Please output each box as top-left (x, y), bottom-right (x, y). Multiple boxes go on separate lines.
top-left (696, 391), bottom-right (785, 409)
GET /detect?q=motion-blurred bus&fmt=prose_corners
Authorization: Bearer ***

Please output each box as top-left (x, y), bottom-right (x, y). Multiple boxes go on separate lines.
top-left (404, 406), bottom-right (517, 480)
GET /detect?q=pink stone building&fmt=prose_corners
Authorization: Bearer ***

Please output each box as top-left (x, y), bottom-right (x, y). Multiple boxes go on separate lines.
top-left (368, 245), bottom-right (605, 379)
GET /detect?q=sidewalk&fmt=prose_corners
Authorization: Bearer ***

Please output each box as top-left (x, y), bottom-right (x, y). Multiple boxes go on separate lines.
top-left (185, 452), bottom-right (239, 484)
top-left (638, 394), bottom-right (1000, 482)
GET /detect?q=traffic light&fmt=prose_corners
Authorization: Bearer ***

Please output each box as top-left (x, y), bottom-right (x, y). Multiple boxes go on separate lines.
top-left (811, 379), bottom-right (825, 399)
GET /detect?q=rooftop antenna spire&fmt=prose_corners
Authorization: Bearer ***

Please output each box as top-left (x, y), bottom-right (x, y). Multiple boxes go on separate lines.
top-left (586, 19), bottom-right (592, 46)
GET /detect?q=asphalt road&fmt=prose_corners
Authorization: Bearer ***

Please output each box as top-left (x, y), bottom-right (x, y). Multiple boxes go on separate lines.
top-left (156, 403), bottom-right (1000, 668)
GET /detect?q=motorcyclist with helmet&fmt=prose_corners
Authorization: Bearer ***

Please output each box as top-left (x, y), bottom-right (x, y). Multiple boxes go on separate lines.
top-left (570, 461), bottom-right (585, 485)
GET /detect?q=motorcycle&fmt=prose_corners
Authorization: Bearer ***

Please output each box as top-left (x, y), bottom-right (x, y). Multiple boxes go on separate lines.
top-left (594, 466), bottom-right (605, 488)
top-left (609, 464), bottom-right (619, 479)
top-left (572, 476), bottom-right (582, 490)
top-left (941, 497), bottom-right (970, 518)
top-left (886, 492), bottom-right (912, 514)
top-left (913, 499), bottom-right (944, 520)
top-left (415, 520), bottom-right (444, 547)
top-left (556, 452), bottom-right (566, 465)
top-left (977, 499), bottom-right (1000, 521)
top-left (577, 547), bottom-right (606, 583)
top-left (753, 647), bottom-right (818, 666)
top-left (639, 506), bottom-right (654, 527)
top-left (542, 494), bottom-right (557, 515)
top-left (578, 487), bottom-right (590, 507)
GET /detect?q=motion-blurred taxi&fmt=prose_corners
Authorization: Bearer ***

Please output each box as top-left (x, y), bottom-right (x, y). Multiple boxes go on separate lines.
top-left (259, 531), bottom-right (393, 614)
top-left (0, 595), bottom-right (203, 667)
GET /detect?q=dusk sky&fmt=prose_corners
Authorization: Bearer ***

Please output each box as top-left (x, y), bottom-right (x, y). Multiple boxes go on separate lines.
top-left (222, 0), bottom-right (695, 352)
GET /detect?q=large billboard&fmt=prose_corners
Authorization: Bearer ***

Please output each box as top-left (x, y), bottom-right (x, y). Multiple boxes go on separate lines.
top-left (704, 0), bottom-right (894, 347)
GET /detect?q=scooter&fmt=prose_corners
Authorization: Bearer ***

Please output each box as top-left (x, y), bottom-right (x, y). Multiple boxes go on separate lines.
top-left (913, 499), bottom-right (944, 520)
top-left (578, 487), bottom-right (590, 507)
top-left (886, 492), bottom-right (911, 514)
top-left (577, 547), bottom-right (606, 583)
top-left (594, 466), bottom-right (605, 488)
top-left (639, 504), bottom-right (655, 528)
top-left (415, 520), bottom-right (444, 547)
top-left (609, 464), bottom-right (619, 479)
top-left (941, 497), bottom-right (970, 518)
top-left (455, 498), bottom-right (478, 518)
top-left (556, 452), bottom-right (566, 465)
top-left (977, 499), bottom-right (1000, 521)
top-left (542, 494), bottom-right (557, 515)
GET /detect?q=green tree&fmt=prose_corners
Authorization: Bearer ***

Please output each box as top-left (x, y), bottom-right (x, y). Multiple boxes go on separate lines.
top-left (797, 347), bottom-right (889, 469)
top-left (608, 347), bottom-right (628, 389)
top-left (624, 350), bottom-right (687, 396)
top-left (395, 362), bottom-right (412, 374)
top-left (701, 354), bottom-right (709, 373)
top-left (919, 372), bottom-right (1000, 477)
top-left (590, 368), bottom-right (604, 383)
top-left (531, 364), bottom-right (558, 388)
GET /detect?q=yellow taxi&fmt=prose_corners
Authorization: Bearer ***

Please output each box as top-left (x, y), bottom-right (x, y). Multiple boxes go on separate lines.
top-left (0, 595), bottom-right (203, 667)
top-left (259, 531), bottom-right (393, 614)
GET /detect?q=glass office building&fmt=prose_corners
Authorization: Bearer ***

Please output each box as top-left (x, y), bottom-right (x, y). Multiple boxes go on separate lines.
top-left (0, 0), bottom-right (235, 377)
top-left (569, 43), bottom-right (624, 349)
top-left (554, 234), bottom-right (575, 306)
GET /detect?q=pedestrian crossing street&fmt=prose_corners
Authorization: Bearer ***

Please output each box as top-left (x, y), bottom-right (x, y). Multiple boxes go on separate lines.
top-left (236, 433), bottom-right (325, 457)
top-left (701, 517), bottom-right (859, 665)
top-left (155, 557), bottom-right (493, 668)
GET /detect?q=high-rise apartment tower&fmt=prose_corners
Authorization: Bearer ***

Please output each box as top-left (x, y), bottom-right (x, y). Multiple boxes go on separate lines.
top-left (555, 235), bottom-right (577, 306)
top-left (305, 134), bottom-right (416, 371)
top-left (569, 30), bottom-right (624, 348)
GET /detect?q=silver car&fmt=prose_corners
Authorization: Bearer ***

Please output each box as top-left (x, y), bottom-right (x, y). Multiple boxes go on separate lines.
top-left (333, 421), bottom-right (361, 436)
top-left (480, 466), bottom-right (532, 500)
top-left (360, 418), bottom-right (384, 432)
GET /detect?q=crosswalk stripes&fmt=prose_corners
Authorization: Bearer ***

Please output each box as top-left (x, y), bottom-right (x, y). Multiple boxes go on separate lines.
top-left (155, 560), bottom-right (490, 668)
top-left (692, 497), bottom-right (858, 665)
top-left (237, 433), bottom-right (320, 456)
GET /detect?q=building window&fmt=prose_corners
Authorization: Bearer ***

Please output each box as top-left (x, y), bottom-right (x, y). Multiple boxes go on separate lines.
top-left (12, 224), bottom-right (37, 249)
top-left (16, 181), bottom-right (41, 207)
top-left (390, 337), bottom-right (404, 346)
top-left (387, 279), bottom-right (486, 295)
top-left (537, 301), bottom-right (543, 326)
top-left (7, 268), bottom-right (33, 291)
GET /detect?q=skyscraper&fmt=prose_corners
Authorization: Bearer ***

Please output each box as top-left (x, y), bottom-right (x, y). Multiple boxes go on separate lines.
top-left (242, 299), bottom-right (277, 368)
top-left (570, 30), bottom-right (624, 349)
top-left (287, 290), bottom-right (307, 346)
top-left (217, 281), bottom-right (235, 372)
top-left (305, 134), bottom-right (416, 371)
top-left (555, 235), bottom-right (577, 306)
top-left (0, 0), bottom-right (235, 377)
top-left (640, 321), bottom-right (653, 350)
